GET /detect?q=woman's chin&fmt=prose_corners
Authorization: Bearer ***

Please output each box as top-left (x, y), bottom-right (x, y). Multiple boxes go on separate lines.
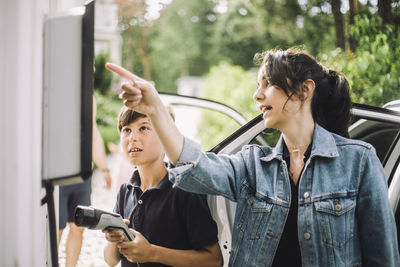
top-left (263, 119), bottom-right (274, 129)
top-left (263, 120), bottom-right (282, 132)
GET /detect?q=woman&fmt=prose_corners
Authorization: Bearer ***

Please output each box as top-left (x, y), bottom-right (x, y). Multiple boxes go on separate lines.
top-left (106, 48), bottom-right (399, 266)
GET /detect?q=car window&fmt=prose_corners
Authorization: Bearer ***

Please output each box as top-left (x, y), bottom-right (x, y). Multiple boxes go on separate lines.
top-left (169, 104), bottom-right (243, 151)
top-left (249, 128), bottom-right (281, 147)
top-left (349, 118), bottom-right (400, 163)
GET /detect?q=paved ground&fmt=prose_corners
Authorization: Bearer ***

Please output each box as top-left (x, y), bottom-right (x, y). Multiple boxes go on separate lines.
top-left (58, 155), bottom-right (122, 267)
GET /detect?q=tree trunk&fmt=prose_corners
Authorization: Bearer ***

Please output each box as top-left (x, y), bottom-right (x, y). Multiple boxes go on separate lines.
top-left (348, 0), bottom-right (359, 52)
top-left (137, 27), bottom-right (152, 81)
top-left (330, 0), bottom-right (346, 50)
top-left (378, 0), bottom-right (393, 25)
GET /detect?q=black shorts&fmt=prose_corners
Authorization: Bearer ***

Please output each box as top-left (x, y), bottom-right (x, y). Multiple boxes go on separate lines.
top-left (59, 178), bottom-right (91, 229)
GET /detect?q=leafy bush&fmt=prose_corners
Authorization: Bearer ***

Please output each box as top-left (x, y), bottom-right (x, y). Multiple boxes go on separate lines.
top-left (197, 62), bottom-right (267, 149)
top-left (201, 62), bottom-right (259, 118)
top-left (94, 91), bottom-right (122, 153)
top-left (94, 53), bottom-right (113, 95)
top-left (321, 15), bottom-right (400, 106)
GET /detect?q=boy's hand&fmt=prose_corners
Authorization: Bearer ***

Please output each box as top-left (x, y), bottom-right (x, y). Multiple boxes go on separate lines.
top-left (117, 229), bottom-right (154, 263)
top-left (103, 219), bottom-right (130, 243)
top-left (104, 228), bottom-right (124, 243)
top-left (105, 63), bottom-right (163, 116)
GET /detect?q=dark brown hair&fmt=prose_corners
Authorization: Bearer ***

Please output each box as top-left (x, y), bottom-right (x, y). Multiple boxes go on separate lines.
top-left (117, 106), bottom-right (175, 133)
top-left (117, 106), bottom-right (146, 133)
top-left (254, 48), bottom-right (351, 138)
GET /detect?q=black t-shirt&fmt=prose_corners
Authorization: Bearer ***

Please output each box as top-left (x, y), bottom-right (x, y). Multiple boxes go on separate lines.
top-left (113, 170), bottom-right (219, 267)
top-left (271, 142), bottom-right (311, 267)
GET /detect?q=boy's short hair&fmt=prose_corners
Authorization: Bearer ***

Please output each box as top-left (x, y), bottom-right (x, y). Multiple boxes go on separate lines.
top-left (117, 105), bottom-right (175, 133)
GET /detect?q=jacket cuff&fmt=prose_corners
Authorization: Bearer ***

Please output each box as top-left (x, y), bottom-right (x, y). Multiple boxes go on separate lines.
top-left (169, 137), bottom-right (202, 186)
top-left (176, 136), bottom-right (202, 167)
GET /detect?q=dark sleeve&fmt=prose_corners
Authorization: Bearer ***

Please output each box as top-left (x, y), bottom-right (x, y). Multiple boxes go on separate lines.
top-left (180, 191), bottom-right (219, 249)
top-left (113, 184), bottom-right (126, 216)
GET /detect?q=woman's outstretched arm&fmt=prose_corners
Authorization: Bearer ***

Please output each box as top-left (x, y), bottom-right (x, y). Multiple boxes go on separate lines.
top-left (105, 63), bottom-right (184, 165)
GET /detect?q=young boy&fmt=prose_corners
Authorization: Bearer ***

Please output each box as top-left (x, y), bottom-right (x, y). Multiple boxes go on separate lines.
top-left (103, 106), bottom-right (222, 267)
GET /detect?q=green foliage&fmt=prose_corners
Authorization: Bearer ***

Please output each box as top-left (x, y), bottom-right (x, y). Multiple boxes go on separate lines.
top-left (300, 5), bottom-right (336, 55)
top-left (213, 0), bottom-right (269, 68)
top-left (119, 24), bottom-right (148, 81)
top-left (94, 53), bottom-right (113, 95)
top-left (250, 128), bottom-right (281, 147)
top-left (149, 0), bottom-right (216, 93)
top-left (98, 124), bottom-right (120, 154)
top-left (196, 109), bottom-right (242, 151)
top-left (94, 91), bottom-right (122, 152)
top-left (196, 62), bottom-right (260, 149)
top-left (210, 0), bottom-right (337, 68)
top-left (112, 1), bottom-right (399, 151)
top-left (321, 15), bottom-right (400, 106)
top-left (259, 0), bottom-right (305, 48)
top-left (201, 62), bottom-right (259, 119)
top-left (119, 0), bottom-right (344, 94)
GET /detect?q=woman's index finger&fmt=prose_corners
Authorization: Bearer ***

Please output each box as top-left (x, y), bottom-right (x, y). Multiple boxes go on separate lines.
top-left (105, 63), bottom-right (134, 80)
top-left (105, 63), bottom-right (145, 83)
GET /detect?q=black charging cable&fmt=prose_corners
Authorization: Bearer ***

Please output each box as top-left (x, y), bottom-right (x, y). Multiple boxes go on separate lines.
top-left (41, 182), bottom-right (59, 267)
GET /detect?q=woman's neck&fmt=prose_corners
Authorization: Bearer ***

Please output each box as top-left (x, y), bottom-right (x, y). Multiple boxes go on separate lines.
top-left (282, 117), bottom-right (314, 185)
top-left (281, 116), bottom-right (315, 150)
top-left (137, 160), bottom-right (167, 191)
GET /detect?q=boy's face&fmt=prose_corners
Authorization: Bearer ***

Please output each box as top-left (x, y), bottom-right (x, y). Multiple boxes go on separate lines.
top-left (120, 117), bottom-right (164, 167)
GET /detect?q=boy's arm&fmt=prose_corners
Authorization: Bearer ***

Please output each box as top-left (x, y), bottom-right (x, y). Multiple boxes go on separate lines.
top-left (150, 242), bottom-right (222, 267)
top-left (103, 219), bottom-right (127, 266)
top-left (118, 229), bottom-right (222, 267)
top-left (104, 241), bottom-right (121, 267)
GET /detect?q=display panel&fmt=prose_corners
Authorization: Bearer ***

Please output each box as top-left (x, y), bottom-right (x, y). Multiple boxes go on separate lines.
top-left (42, 0), bottom-right (94, 185)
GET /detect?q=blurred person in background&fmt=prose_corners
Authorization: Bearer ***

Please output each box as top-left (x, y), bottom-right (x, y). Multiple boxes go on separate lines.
top-left (59, 98), bottom-right (112, 267)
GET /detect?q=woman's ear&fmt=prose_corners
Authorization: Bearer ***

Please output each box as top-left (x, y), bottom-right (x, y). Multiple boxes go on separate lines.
top-left (301, 79), bottom-right (315, 101)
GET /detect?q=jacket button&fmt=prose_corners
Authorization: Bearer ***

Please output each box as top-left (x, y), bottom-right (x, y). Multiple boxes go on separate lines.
top-left (335, 204), bottom-right (342, 211)
top-left (303, 192), bottom-right (310, 199)
top-left (304, 233), bottom-right (311, 240)
top-left (138, 200), bottom-right (143, 204)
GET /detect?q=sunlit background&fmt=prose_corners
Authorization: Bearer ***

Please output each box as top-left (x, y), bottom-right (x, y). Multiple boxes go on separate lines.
top-left (93, 0), bottom-right (400, 153)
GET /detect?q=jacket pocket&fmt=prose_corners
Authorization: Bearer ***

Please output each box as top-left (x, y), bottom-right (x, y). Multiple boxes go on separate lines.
top-left (314, 196), bottom-right (356, 248)
top-left (237, 194), bottom-right (273, 240)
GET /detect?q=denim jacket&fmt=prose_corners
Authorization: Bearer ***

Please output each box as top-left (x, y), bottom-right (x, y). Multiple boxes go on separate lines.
top-left (169, 123), bottom-right (400, 267)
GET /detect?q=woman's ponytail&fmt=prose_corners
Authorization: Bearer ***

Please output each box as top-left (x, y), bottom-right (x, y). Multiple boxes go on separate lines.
top-left (311, 69), bottom-right (351, 138)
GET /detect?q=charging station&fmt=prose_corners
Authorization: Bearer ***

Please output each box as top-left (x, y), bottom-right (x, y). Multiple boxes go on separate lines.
top-left (41, 1), bottom-right (95, 266)
top-left (42, 0), bottom-right (94, 186)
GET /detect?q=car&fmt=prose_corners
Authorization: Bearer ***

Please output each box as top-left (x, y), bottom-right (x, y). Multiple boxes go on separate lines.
top-left (159, 93), bottom-right (400, 266)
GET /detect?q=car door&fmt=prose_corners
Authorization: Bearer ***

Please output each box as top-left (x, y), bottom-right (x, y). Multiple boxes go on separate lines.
top-left (349, 102), bottom-right (400, 251)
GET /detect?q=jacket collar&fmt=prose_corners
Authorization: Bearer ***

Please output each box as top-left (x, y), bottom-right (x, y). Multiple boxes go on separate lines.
top-left (261, 123), bottom-right (339, 162)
